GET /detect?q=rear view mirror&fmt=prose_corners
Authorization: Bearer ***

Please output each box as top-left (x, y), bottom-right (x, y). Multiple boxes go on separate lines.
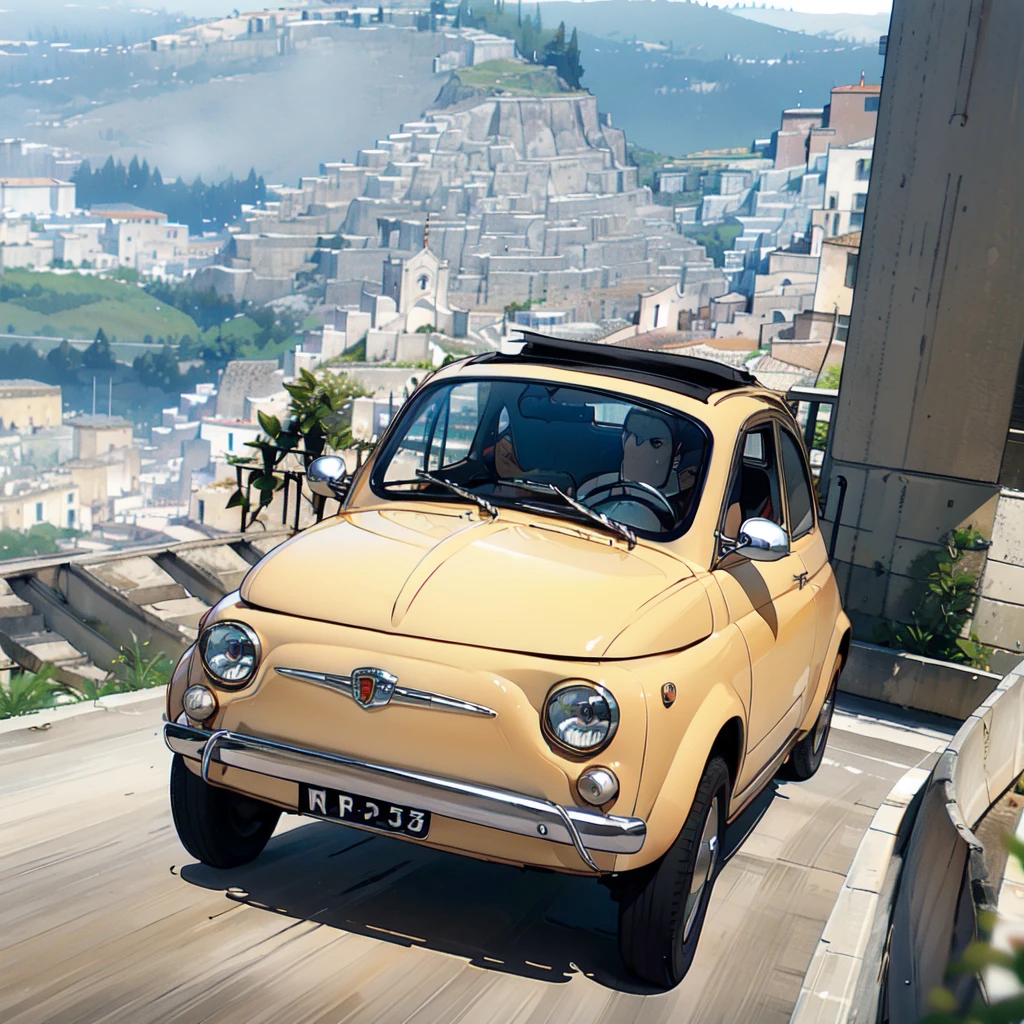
top-left (306, 455), bottom-right (349, 499)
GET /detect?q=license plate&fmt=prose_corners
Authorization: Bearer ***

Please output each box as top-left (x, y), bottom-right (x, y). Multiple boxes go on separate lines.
top-left (298, 782), bottom-right (431, 839)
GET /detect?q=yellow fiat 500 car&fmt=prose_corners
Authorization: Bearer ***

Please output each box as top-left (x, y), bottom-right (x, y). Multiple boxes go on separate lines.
top-left (164, 335), bottom-right (850, 987)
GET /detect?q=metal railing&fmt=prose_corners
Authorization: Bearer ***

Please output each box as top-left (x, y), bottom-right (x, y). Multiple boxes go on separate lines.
top-left (232, 447), bottom-right (369, 534)
top-left (786, 385), bottom-right (840, 511)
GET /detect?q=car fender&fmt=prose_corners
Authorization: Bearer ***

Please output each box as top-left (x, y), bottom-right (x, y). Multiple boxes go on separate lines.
top-left (166, 644), bottom-right (195, 724)
top-left (615, 679), bottom-right (747, 871)
top-left (796, 610), bottom-right (851, 736)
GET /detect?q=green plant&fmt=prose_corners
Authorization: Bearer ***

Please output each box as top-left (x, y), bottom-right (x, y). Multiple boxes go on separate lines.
top-left (817, 364), bottom-right (842, 389)
top-left (53, 675), bottom-right (127, 703)
top-left (226, 367), bottom-right (372, 525)
top-left (813, 419), bottom-right (829, 452)
top-left (876, 528), bottom-right (992, 669)
top-left (112, 633), bottom-right (174, 691)
top-left (922, 838), bottom-right (1024, 1023)
top-left (503, 298), bottom-right (544, 319)
top-left (0, 664), bottom-right (61, 719)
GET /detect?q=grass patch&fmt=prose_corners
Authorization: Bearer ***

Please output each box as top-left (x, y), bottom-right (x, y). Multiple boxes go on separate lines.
top-left (685, 220), bottom-right (743, 267)
top-left (0, 524), bottom-right (79, 561)
top-left (0, 636), bottom-right (173, 720)
top-left (453, 59), bottom-right (579, 97)
top-left (199, 315), bottom-right (299, 362)
top-left (0, 270), bottom-right (200, 343)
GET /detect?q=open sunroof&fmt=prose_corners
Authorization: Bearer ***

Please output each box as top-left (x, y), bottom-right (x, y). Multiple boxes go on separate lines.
top-left (470, 332), bottom-right (759, 403)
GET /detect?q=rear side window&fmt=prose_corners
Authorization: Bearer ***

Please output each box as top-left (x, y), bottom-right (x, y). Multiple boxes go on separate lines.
top-left (779, 429), bottom-right (815, 539)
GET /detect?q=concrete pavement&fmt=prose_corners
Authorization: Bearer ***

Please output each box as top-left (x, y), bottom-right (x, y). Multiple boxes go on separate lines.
top-left (0, 694), bottom-right (954, 1024)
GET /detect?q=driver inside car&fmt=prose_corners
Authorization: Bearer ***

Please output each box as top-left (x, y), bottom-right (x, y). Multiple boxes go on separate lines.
top-left (577, 410), bottom-right (697, 532)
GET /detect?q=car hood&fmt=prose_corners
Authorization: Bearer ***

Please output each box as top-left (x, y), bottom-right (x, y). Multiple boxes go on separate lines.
top-left (239, 507), bottom-right (713, 659)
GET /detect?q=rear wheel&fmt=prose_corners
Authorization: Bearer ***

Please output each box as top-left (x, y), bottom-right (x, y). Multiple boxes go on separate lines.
top-left (170, 754), bottom-right (280, 868)
top-left (617, 755), bottom-right (730, 988)
top-left (784, 659), bottom-right (840, 781)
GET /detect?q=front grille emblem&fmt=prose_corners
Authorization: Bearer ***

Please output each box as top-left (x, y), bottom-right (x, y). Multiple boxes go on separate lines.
top-left (351, 667), bottom-right (398, 710)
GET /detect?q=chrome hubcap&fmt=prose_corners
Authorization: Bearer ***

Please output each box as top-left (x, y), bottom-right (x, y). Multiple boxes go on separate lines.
top-left (813, 687), bottom-right (835, 755)
top-left (683, 795), bottom-right (719, 943)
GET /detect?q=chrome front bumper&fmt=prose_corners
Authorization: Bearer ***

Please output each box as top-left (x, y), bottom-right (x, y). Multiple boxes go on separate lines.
top-left (164, 722), bottom-right (646, 871)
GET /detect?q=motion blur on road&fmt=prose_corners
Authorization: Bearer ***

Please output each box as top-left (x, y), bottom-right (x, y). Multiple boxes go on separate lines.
top-left (0, 694), bottom-right (951, 1024)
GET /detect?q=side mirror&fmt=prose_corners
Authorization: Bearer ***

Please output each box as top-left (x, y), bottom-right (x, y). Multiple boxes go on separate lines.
top-left (726, 517), bottom-right (790, 562)
top-left (306, 455), bottom-right (349, 499)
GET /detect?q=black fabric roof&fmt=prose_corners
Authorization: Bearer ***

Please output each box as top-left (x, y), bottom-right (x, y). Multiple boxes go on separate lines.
top-left (471, 332), bottom-right (759, 403)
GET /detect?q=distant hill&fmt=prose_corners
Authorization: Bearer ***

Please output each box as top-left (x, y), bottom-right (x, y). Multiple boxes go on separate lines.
top-left (436, 60), bottom-right (578, 105)
top-left (731, 8), bottom-right (892, 46)
top-left (538, 0), bottom-right (845, 58)
top-left (576, 31), bottom-right (883, 156)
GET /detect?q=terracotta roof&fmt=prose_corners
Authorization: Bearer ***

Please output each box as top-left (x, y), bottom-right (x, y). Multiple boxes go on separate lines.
top-left (0, 379), bottom-right (60, 394)
top-left (90, 203), bottom-right (166, 221)
top-left (824, 231), bottom-right (862, 249)
top-left (611, 330), bottom-right (691, 350)
top-left (0, 177), bottom-right (69, 187)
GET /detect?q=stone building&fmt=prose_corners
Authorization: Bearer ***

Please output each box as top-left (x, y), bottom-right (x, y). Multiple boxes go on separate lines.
top-left (0, 381), bottom-right (62, 433)
top-left (218, 80), bottom-right (727, 323)
top-left (214, 360), bottom-right (285, 422)
top-left (0, 177), bottom-right (74, 217)
top-left (71, 415), bottom-right (133, 459)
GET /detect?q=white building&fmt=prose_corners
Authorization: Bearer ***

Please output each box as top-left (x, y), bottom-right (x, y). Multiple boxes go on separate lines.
top-left (92, 204), bottom-right (189, 275)
top-left (0, 177), bottom-right (75, 217)
top-left (0, 473), bottom-right (88, 532)
top-left (199, 419), bottom-right (262, 461)
top-left (812, 138), bottom-right (874, 240)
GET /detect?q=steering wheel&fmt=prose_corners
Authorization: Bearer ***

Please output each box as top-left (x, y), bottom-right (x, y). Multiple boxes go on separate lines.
top-left (580, 480), bottom-right (676, 529)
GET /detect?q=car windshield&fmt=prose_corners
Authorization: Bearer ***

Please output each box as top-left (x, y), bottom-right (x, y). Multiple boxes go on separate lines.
top-left (371, 377), bottom-right (711, 539)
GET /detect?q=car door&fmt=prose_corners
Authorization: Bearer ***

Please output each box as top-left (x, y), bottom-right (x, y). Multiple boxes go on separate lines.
top-left (712, 419), bottom-right (817, 794)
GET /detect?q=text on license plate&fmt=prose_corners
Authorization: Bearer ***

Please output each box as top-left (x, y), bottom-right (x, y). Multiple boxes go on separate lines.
top-left (299, 783), bottom-right (430, 839)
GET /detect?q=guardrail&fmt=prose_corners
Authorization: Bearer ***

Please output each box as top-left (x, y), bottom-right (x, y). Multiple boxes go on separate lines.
top-left (792, 658), bottom-right (1024, 1023)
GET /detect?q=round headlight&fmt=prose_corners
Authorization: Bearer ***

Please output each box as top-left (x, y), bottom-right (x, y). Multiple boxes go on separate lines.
top-left (543, 681), bottom-right (619, 755)
top-left (199, 621), bottom-right (260, 686)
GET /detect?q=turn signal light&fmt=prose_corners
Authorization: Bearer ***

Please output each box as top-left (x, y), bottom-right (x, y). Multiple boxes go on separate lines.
top-left (183, 684), bottom-right (217, 721)
top-left (577, 767), bottom-right (619, 806)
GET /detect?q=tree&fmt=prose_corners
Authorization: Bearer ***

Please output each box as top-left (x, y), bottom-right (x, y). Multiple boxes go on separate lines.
top-left (46, 340), bottom-right (81, 379)
top-left (82, 330), bottom-right (115, 370)
top-left (534, 2), bottom-right (541, 29)
top-left (542, 21), bottom-right (584, 89)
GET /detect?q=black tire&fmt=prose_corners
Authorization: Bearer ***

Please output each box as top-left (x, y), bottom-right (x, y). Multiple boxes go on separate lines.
top-left (170, 754), bottom-right (280, 869)
top-left (617, 755), bottom-right (730, 988)
top-left (784, 661), bottom-right (840, 782)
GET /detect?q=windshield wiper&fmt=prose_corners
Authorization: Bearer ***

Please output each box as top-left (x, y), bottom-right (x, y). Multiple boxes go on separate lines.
top-left (525, 483), bottom-right (637, 550)
top-left (415, 469), bottom-right (499, 519)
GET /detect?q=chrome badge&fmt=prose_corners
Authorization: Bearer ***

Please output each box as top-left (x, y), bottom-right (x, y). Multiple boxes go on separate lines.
top-left (351, 667), bottom-right (398, 709)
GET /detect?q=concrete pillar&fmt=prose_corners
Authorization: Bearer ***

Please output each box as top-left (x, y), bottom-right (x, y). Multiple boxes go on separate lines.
top-left (824, 0), bottom-right (1024, 636)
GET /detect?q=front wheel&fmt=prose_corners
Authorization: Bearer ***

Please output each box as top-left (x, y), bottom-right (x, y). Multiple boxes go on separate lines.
top-left (170, 754), bottom-right (280, 868)
top-left (617, 755), bottom-right (730, 987)
top-left (784, 659), bottom-right (840, 781)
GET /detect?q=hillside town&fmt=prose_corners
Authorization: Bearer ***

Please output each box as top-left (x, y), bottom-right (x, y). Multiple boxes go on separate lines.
top-left (9, 2), bottom-right (1024, 1021)
top-left (0, 14), bottom-right (880, 562)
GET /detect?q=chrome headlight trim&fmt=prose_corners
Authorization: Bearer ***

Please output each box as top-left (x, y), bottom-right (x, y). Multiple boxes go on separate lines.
top-left (198, 620), bottom-right (261, 688)
top-left (542, 680), bottom-right (620, 756)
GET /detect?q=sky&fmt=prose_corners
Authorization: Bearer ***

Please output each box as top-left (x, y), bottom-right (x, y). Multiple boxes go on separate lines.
top-left (704, 1), bottom-right (892, 11)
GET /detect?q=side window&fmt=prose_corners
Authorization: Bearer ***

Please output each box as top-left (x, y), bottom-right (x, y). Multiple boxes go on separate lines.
top-left (779, 429), bottom-right (816, 539)
top-left (722, 424), bottom-right (784, 543)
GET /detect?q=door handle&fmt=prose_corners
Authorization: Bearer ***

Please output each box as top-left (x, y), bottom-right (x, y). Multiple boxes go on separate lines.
top-left (794, 571), bottom-right (809, 590)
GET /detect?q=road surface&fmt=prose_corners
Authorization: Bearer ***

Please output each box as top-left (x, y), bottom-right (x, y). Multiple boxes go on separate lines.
top-left (0, 693), bottom-right (954, 1024)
